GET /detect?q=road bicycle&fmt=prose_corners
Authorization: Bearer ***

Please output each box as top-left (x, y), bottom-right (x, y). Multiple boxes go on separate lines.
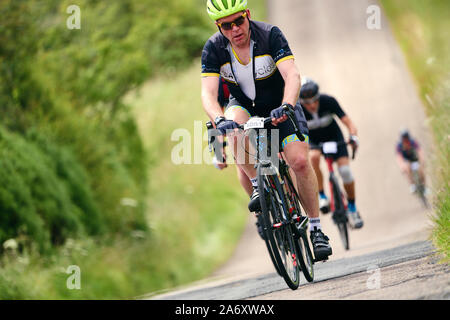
top-left (206, 122), bottom-right (283, 274)
top-left (210, 106), bottom-right (315, 290)
top-left (311, 141), bottom-right (356, 251)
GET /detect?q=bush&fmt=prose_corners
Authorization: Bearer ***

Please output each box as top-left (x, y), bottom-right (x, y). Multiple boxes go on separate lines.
top-left (0, 127), bottom-right (101, 253)
top-left (0, 0), bottom-right (212, 250)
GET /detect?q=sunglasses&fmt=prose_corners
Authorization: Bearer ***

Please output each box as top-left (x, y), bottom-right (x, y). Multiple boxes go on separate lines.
top-left (217, 12), bottom-right (247, 31)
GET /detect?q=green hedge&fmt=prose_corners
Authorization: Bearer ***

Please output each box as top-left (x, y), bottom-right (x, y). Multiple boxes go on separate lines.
top-left (0, 0), bottom-right (212, 251)
top-left (0, 127), bottom-right (102, 253)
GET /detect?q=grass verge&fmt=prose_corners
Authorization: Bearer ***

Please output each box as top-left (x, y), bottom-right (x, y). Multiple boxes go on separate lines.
top-left (380, 0), bottom-right (449, 262)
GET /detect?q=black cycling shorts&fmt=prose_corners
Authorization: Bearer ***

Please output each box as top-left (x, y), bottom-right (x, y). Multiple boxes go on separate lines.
top-left (310, 140), bottom-right (349, 160)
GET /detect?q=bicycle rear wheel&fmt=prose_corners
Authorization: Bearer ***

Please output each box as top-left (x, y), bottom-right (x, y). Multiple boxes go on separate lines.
top-left (331, 176), bottom-right (350, 250)
top-left (258, 166), bottom-right (300, 290)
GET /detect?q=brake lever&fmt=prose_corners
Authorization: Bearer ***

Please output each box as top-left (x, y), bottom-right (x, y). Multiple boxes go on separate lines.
top-left (206, 121), bottom-right (214, 152)
top-left (350, 142), bottom-right (356, 160)
top-left (282, 106), bottom-right (305, 142)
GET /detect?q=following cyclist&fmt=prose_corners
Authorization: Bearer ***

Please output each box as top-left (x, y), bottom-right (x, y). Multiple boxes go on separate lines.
top-left (396, 129), bottom-right (428, 194)
top-left (299, 78), bottom-right (364, 229)
top-left (201, 0), bottom-right (332, 261)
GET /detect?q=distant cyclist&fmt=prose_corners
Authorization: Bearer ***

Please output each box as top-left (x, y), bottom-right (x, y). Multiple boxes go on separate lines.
top-left (300, 78), bottom-right (363, 229)
top-left (396, 129), bottom-right (428, 194)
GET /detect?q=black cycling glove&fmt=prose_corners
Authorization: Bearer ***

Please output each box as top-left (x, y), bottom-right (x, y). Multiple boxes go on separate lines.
top-left (270, 103), bottom-right (294, 120)
top-left (216, 119), bottom-right (239, 135)
top-left (349, 135), bottom-right (359, 148)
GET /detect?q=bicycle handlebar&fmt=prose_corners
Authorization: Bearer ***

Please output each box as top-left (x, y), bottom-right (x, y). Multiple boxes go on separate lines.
top-left (237, 106), bottom-right (305, 142)
top-left (206, 106), bottom-right (305, 159)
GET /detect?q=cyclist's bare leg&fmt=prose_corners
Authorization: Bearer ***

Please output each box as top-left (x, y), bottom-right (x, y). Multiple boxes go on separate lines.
top-left (236, 165), bottom-right (253, 196)
top-left (404, 164), bottom-right (414, 184)
top-left (310, 149), bottom-right (324, 191)
top-left (223, 108), bottom-right (256, 181)
top-left (336, 157), bottom-right (355, 199)
top-left (283, 141), bottom-right (320, 219)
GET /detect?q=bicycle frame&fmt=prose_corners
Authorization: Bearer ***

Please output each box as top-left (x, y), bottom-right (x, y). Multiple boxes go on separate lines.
top-left (324, 156), bottom-right (348, 213)
top-left (233, 108), bottom-right (314, 288)
top-left (315, 140), bottom-right (352, 250)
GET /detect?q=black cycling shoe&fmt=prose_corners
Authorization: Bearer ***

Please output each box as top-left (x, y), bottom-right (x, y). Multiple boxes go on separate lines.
top-left (310, 227), bottom-right (332, 261)
top-left (248, 188), bottom-right (261, 212)
top-left (348, 210), bottom-right (364, 229)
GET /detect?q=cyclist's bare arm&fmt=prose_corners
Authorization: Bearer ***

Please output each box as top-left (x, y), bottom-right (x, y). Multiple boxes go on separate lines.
top-left (202, 76), bottom-right (228, 169)
top-left (278, 59), bottom-right (301, 106)
top-left (396, 152), bottom-right (409, 173)
top-left (340, 115), bottom-right (358, 137)
top-left (417, 146), bottom-right (425, 166)
top-left (201, 76), bottom-right (224, 123)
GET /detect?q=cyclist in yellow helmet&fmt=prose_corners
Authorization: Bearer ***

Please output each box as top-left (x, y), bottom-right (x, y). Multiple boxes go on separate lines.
top-left (201, 0), bottom-right (332, 261)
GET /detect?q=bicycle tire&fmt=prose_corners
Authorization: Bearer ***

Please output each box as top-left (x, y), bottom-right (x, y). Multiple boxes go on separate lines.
top-left (258, 166), bottom-right (300, 290)
top-left (295, 229), bottom-right (314, 282)
top-left (331, 176), bottom-right (350, 250)
top-left (419, 191), bottom-right (429, 209)
top-left (257, 214), bottom-right (282, 276)
top-left (281, 168), bottom-right (314, 282)
top-left (413, 171), bottom-right (429, 209)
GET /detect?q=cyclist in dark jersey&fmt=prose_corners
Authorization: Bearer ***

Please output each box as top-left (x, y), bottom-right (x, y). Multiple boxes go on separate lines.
top-left (201, 0), bottom-right (332, 260)
top-left (396, 129), bottom-right (427, 194)
top-left (300, 78), bottom-right (363, 229)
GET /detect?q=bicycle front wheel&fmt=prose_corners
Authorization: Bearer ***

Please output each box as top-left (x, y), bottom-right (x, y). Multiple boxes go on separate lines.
top-left (413, 171), bottom-right (429, 208)
top-left (258, 166), bottom-right (300, 290)
top-left (295, 229), bottom-right (314, 282)
top-left (282, 169), bottom-right (314, 282)
top-left (331, 176), bottom-right (350, 250)
top-left (257, 214), bottom-right (282, 276)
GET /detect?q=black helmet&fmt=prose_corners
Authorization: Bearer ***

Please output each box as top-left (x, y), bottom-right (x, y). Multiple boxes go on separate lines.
top-left (400, 128), bottom-right (410, 140)
top-left (300, 78), bottom-right (319, 99)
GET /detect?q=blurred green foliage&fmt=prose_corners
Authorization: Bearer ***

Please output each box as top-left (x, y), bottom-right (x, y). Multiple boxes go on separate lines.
top-left (0, 0), bottom-right (212, 252)
top-left (0, 128), bottom-right (102, 254)
top-left (380, 0), bottom-right (450, 261)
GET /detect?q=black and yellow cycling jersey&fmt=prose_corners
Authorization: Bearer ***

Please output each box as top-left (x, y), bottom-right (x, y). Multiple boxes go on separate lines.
top-left (201, 20), bottom-right (295, 116)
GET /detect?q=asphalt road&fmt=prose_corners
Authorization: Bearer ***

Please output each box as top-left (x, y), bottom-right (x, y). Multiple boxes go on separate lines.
top-left (146, 0), bottom-right (448, 300)
top-left (150, 241), bottom-right (450, 300)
